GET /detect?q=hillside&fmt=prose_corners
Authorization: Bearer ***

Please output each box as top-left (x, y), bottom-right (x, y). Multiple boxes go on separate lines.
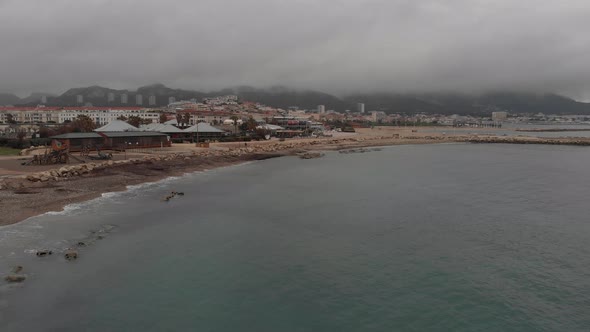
top-left (0, 93), bottom-right (22, 106)
top-left (9, 84), bottom-right (590, 115)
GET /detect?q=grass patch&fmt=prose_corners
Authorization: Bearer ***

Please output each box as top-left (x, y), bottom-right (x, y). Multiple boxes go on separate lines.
top-left (0, 147), bottom-right (21, 156)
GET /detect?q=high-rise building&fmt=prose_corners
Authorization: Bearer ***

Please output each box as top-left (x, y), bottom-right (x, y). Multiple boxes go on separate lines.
top-left (357, 103), bottom-right (365, 114)
top-left (168, 97), bottom-right (176, 105)
top-left (149, 95), bottom-right (156, 106)
top-left (317, 105), bottom-right (326, 114)
top-left (121, 94), bottom-right (128, 104)
top-left (76, 95), bottom-right (83, 104)
top-left (136, 94), bottom-right (143, 105)
top-left (107, 92), bottom-right (115, 102)
top-left (40, 95), bottom-right (47, 104)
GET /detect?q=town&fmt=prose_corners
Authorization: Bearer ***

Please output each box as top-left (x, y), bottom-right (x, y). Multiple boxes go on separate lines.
top-left (3, 92), bottom-right (590, 146)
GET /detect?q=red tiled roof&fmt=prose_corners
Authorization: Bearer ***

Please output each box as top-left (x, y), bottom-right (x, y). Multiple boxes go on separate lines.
top-left (0, 106), bottom-right (145, 111)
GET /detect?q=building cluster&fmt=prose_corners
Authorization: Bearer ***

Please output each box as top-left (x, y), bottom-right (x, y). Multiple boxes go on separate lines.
top-left (203, 95), bottom-right (238, 106)
top-left (0, 106), bottom-right (160, 126)
top-left (3, 94), bottom-right (546, 140)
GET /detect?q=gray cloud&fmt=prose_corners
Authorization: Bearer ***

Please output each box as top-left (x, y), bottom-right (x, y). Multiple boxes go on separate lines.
top-left (1, 0), bottom-right (590, 99)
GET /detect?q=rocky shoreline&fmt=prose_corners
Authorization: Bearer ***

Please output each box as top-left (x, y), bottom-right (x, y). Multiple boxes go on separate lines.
top-left (2, 132), bottom-right (590, 226)
top-left (0, 135), bottom-right (418, 226)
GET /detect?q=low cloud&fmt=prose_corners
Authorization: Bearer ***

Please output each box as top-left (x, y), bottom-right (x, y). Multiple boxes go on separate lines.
top-left (1, 0), bottom-right (589, 99)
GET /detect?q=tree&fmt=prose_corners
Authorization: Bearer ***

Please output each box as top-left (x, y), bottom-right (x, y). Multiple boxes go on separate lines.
top-left (245, 116), bottom-right (257, 132)
top-left (117, 115), bottom-right (128, 121)
top-left (183, 113), bottom-right (191, 127)
top-left (39, 126), bottom-right (56, 138)
top-left (70, 115), bottom-right (96, 132)
top-left (127, 116), bottom-right (141, 128)
top-left (159, 113), bottom-right (168, 124)
top-left (230, 115), bottom-right (239, 134)
top-left (6, 113), bottom-right (16, 124)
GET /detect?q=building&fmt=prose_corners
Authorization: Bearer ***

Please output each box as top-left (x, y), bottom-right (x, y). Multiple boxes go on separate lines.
top-left (136, 94), bottom-right (143, 105)
top-left (94, 120), bottom-right (139, 132)
top-left (149, 95), bottom-right (156, 106)
top-left (40, 96), bottom-right (47, 104)
top-left (183, 123), bottom-right (226, 142)
top-left (57, 107), bottom-right (159, 125)
top-left (168, 97), bottom-right (176, 105)
top-left (371, 111), bottom-right (386, 122)
top-left (203, 95), bottom-right (238, 106)
top-left (317, 105), bottom-right (326, 114)
top-left (177, 110), bottom-right (232, 125)
top-left (107, 92), bottom-right (115, 102)
top-left (76, 95), bottom-right (84, 104)
top-left (121, 94), bottom-right (128, 104)
top-left (50, 132), bottom-right (171, 151)
top-left (357, 103), bottom-right (365, 114)
top-left (492, 111), bottom-right (508, 122)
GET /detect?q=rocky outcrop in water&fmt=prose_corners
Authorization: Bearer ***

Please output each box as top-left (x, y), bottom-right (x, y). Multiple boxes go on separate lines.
top-left (4, 266), bottom-right (26, 283)
top-left (299, 152), bottom-right (324, 159)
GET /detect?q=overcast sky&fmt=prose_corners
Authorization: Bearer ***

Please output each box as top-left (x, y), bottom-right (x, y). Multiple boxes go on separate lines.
top-left (1, 0), bottom-right (590, 99)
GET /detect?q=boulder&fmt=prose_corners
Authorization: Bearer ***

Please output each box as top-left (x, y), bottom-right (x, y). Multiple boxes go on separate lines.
top-left (64, 249), bottom-right (78, 261)
top-left (36, 250), bottom-right (53, 257)
top-left (5, 274), bottom-right (26, 283)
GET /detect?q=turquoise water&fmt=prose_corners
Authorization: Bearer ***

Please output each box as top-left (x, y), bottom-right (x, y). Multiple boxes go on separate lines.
top-left (1, 144), bottom-right (590, 331)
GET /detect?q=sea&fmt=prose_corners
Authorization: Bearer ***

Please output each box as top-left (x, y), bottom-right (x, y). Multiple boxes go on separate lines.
top-left (1, 143), bottom-right (590, 331)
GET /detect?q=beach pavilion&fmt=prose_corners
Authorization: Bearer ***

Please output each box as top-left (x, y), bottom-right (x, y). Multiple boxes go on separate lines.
top-left (183, 123), bottom-right (226, 142)
top-left (94, 120), bottom-right (139, 132)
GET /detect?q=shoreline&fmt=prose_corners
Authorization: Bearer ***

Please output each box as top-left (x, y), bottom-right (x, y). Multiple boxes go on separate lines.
top-left (3, 129), bottom-right (590, 226)
top-left (0, 133), bottom-right (446, 226)
top-left (0, 152), bottom-right (287, 227)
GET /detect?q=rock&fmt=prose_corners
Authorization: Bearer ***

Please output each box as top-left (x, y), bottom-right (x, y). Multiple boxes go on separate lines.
top-left (36, 250), bottom-right (53, 257)
top-left (5, 274), bottom-right (26, 283)
top-left (12, 266), bottom-right (23, 273)
top-left (64, 249), bottom-right (78, 261)
top-left (299, 152), bottom-right (324, 159)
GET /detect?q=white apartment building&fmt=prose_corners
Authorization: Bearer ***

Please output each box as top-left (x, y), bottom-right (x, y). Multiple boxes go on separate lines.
top-left (0, 107), bottom-right (160, 126)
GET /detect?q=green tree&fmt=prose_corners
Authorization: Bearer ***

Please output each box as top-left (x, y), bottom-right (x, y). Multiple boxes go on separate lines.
top-left (6, 113), bottom-right (16, 124)
top-left (159, 113), bottom-right (168, 123)
top-left (183, 113), bottom-right (191, 127)
top-left (245, 116), bottom-right (257, 131)
top-left (117, 115), bottom-right (128, 121)
top-left (127, 116), bottom-right (141, 128)
top-left (70, 115), bottom-right (96, 132)
top-left (230, 115), bottom-right (239, 134)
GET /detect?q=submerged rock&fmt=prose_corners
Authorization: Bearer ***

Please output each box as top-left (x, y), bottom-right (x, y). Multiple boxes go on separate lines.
top-left (36, 250), bottom-right (53, 257)
top-left (64, 249), bottom-right (78, 261)
top-left (4, 274), bottom-right (26, 283)
top-left (299, 152), bottom-right (325, 159)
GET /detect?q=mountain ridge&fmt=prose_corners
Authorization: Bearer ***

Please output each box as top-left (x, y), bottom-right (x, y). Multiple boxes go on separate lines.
top-left (2, 84), bottom-right (590, 115)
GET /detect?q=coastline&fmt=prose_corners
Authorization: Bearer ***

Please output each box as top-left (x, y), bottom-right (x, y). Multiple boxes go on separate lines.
top-left (4, 126), bottom-right (590, 227)
top-left (0, 152), bottom-right (287, 227)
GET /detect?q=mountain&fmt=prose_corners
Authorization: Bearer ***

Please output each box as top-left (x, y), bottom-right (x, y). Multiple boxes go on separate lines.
top-left (10, 83), bottom-right (590, 115)
top-left (136, 83), bottom-right (206, 104)
top-left (17, 92), bottom-right (57, 105)
top-left (0, 93), bottom-right (22, 106)
top-left (227, 85), bottom-right (351, 111)
top-left (343, 92), bottom-right (590, 115)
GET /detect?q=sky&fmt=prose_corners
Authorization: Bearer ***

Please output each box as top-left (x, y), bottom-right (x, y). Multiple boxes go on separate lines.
top-left (1, 0), bottom-right (590, 99)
